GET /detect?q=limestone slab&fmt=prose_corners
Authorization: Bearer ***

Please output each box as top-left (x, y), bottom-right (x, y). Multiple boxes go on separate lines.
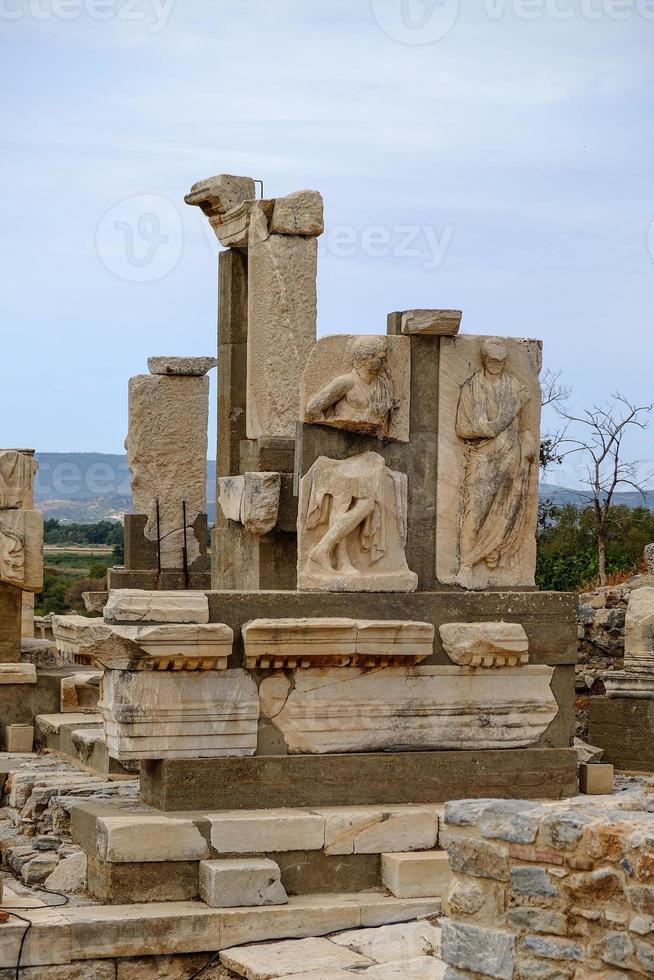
top-left (199, 858), bottom-right (288, 908)
top-left (0, 509), bottom-right (43, 592)
top-left (0, 662), bottom-right (36, 684)
top-left (332, 921), bottom-right (442, 963)
top-left (147, 355), bottom-right (217, 376)
top-left (97, 814), bottom-right (209, 863)
top-left (208, 809), bottom-right (325, 854)
top-left (302, 334), bottom-right (410, 443)
top-left (439, 622), bottom-right (529, 668)
top-left (243, 618), bottom-right (434, 669)
top-left (127, 373), bottom-right (209, 569)
top-left (382, 851), bottom-right (453, 899)
top-left (298, 452), bottom-right (418, 593)
top-left (220, 936), bottom-right (373, 979)
top-left (400, 309), bottom-right (462, 336)
top-left (247, 231), bottom-right (317, 439)
top-left (104, 590), bottom-right (209, 625)
top-left (101, 668), bottom-right (259, 761)
top-left (270, 189), bottom-right (324, 237)
top-left (437, 335), bottom-right (542, 590)
top-left (317, 806), bottom-right (439, 856)
top-left (259, 665), bottom-right (557, 754)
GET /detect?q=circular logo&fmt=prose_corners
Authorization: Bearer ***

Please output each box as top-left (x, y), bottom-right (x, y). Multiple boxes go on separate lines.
top-left (95, 194), bottom-right (183, 282)
top-left (370, 0), bottom-right (460, 44)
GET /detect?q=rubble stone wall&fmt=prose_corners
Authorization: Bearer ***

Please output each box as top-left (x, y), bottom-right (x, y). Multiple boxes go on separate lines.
top-left (441, 793), bottom-right (654, 979)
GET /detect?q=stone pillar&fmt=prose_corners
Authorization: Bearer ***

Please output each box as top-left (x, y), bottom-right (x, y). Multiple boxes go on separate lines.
top-left (18, 449), bottom-right (37, 638)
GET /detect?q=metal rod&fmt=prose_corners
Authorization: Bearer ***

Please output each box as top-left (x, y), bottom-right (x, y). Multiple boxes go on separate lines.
top-left (155, 498), bottom-right (162, 576)
top-left (182, 499), bottom-right (189, 589)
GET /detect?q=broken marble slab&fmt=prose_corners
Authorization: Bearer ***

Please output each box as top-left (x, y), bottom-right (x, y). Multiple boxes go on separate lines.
top-left (52, 615), bottom-right (232, 671)
top-left (316, 805), bottom-right (440, 856)
top-left (217, 473), bottom-right (282, 536)
top-left (220, 936), bottom-right (374, 978)
top-left (101, 668), bottom-right (259, 761)
top-left (147, 356), bottom-right (217, 377)
top-left (259, 665), bottom-right (557, 754)
top-left (243, 618), bottom-right (434, 669)
top-left (400, 310), bottom-right (462, 336)
top-left (439, 622), bottom-right (529, 668)
top-left (103, 590), bottom-right (209, 625)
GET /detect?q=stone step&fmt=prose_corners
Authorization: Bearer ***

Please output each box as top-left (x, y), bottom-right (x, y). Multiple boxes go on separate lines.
top-left (35, 713), bottom-right (136, 777)
top-left (199, 857), bottom-right (288, 908)
top-left (0, 892), bottom-right (443, 970)
top-left (381, 852), bottom-right (453, 900)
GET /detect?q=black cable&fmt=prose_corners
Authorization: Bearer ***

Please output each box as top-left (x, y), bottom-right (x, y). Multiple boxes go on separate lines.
top-left (1, 884), bottom-right (70, 911)
top-left (2, 909), bottom-right (32, 980)
top-left (188, 949), bottom-right (221, 979)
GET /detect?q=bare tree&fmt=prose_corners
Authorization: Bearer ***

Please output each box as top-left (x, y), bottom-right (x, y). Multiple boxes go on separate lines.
top-left (558, 393), bottom-right (653, 586)
top-left (540, 368), bottom-right (571, 473)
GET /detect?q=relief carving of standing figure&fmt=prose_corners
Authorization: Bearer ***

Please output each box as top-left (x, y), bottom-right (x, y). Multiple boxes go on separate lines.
top-left (455, 337), bottom-right (536, 590)
top-left (305, 336), bottom-right (396, 439)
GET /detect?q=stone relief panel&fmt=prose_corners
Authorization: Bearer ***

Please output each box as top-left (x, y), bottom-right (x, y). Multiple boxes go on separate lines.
top-left (302, 334), bottom-right (410, 442)
top-left (0, 450), bottom-right (38, 509)
top-left (297, 451), bottom-right (418, 593)
top-left (0, 510), bottom-right (43, 592)
top-left (437, 335), bottom-right (542, 590)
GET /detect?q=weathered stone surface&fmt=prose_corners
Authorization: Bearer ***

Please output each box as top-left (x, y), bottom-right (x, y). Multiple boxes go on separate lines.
top-left (0, 449), bottom-right (38, 509)
top-left (382, 851), bottom-right (452, 899)
top-left (221, 936), bottom-right (373, 978)
top-left (445, 836), bottom-right (509, 881)
top-left (302, 334), bottom-right (410, 443)
top-left (97, 814), bottom-right (209, 863)
top-left (579, 762), bottom-right (614, 795)
top-left (104, 590), bottom-right (209, 625)
top-left (437, 335), bottom-right (541, 590)
top-left (624, 587), bottom-right (654, 671)
top-left (270, 189), bottom-right (324, 237)
top-left (82, 591), bottom-right (108, 614)
top-left (199, 858), bottom-right (288, 908)
top-left (147, 356), bottom-right (217, 377)
top-left (439, 622), bottom-right (529, 668)
top-left (127, 373), bottom-right (209, 569)
top-left (442, 920), bottom-right (515, 979)
top-left (44, 850), bottom-right (86, 893)
top-left (645, 544), bottom-right (654, 575)
top-left (318, 805), bottom-right (439, 855)
top-left (208, 809), bottom-right (325, 854)
top-left (401, 309), bottom-right (462, 336)
top-left (101, 668), bottom-right (259, 761)
top-left (0, 509), bottom-right (43, 592)
top-left (247, 230), bottom-right (317, 439)
top-left (4, 724), bottom-right (34, 751)
top-left (60, 672), bottom-right (101, 712)
top-left (185, 173), bottom-right (255, 223)
top-left (241, 472), bottom-right (282, 535)
top-left (297, 452), bottom-right (418, 593)
top-left (510, 866), bottom-right (557, 898)
top-left (331, 920), bottom-right (443, 963)
top-left (259, 666), bottom-right (557, 754)
top-left (243, 618), bottom-right (434, 669)
top-left (218, 475), bottom-right (245, 522)
top-left (0, 663), bottom-right (36, 685)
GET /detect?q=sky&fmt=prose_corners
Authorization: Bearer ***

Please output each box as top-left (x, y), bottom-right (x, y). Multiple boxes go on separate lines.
top-left (1, 0), bottom-right (653, 489)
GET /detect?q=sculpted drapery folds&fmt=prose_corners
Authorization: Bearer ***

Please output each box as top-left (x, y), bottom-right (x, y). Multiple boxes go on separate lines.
top-left (0, 450), bottom-right (37, 510)
top-left (305, 336), bottom-right (396, 440)
top-left (455, 337), bottom-right (537, 590)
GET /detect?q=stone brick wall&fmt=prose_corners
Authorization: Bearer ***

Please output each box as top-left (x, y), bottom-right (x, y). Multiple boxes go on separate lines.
top-left (440, 793), bottom-right (654, 978)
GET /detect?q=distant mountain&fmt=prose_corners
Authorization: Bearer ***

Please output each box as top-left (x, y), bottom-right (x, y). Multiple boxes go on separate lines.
top-left (32, 454), bottom-right (653, 523)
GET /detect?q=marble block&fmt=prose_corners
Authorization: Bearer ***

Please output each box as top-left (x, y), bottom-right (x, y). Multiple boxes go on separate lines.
top-left (624, 587), bottom-right (654, 670)
top-left (302, 334), bottom-right (410, 442)
top-left (604, 672), bottom-right (654, 699)
top-left (199, 859), bottom-right (288, 909)
top-left (217, 473), bottom-right (281, 535)
top-left (53, 615), bottom-right (232, 671)
top-left (0, 663), bottom-right (37, 684)
top-left (184, 173), bottom-right (256, 228)
top-left (101, 668), bottom-right (259, 761)
top-left (400, 309), bottom-right (462, 336)
top-left (127, 373), bottom-right (208, 569)
top-left (0, 449), bottom-right (38, 509)
top-left (147, 356), bottom-right (217, 377)
top-left (298, 452), bottom-right (418, 593)
top-left (259, 665), bottom-right (557, 754)
top-left (243, 618), bottom-right (434, 669)
top-left (270, 190), bottom-right (324, 237)
top-left (439, 622), bottom-right (529, 668)
top-left (0, 510), bottom-right (43, 592)
top-left (437, 335), bottom-right (542, 590)
top-left (318, 806), bottom-right (439, 856)
top-left (104, 590), bottom-right (209, 625)
top-left (381, 851), bottom-right (452, 899)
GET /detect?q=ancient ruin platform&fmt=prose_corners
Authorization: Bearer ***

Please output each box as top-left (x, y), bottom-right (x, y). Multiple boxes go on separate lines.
top-left (588, 695), bottom-right (654, 772)
top-left (140, 748), bottom-right (578, 811)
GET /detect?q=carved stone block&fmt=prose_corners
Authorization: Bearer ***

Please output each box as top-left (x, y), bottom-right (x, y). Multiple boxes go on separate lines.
top-left (624, 587), bottom-right (654, 670)
top-left (217, 473), bottom-right (282, 536)
top-left (302, 334), bottom-right (410, 443)
top-left (184, 173), bottom-right (256, 229)
top-left (0, 509), bottom-right (43, 592)
top-left (400, 309), bottom-right (462, 336)
top-left (259, 665), bottom-right (557, 754)
top-left (147, 356), bottom-right (217, 377)
top-left (297, 451), bottom-right (418, 593)
top-left (243, 618), bottom-right (434, 668)
top-left (437, 335), bottom-right (542, 590)
top-left (440, 622), bottom-right (529, 668)
top-left (104, 589), bottom-right (209, 625)
top-left (0, 449), bottom-right (38, 509)
top-left (269, 190), bottom-right (324, 237)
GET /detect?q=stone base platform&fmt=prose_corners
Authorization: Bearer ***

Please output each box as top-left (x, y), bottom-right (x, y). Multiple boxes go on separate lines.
top-left (588, 695), bottom-right (654, 772)
top-left (36, 712), bottom-right (137, 777)
top-left (0, 669), bottom-right (79, 746)
top-left (141, 748), bottom-right (578, 811)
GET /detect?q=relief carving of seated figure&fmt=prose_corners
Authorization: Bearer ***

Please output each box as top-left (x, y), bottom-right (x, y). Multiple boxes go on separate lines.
top-left (0, 520), bottom-right (25, 586)
top-left (305, 336), bottom-right (396, 440)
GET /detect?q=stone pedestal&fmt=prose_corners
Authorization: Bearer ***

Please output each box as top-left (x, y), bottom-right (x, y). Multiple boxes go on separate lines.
top-left (0, 582), bottom-right (22, 662)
